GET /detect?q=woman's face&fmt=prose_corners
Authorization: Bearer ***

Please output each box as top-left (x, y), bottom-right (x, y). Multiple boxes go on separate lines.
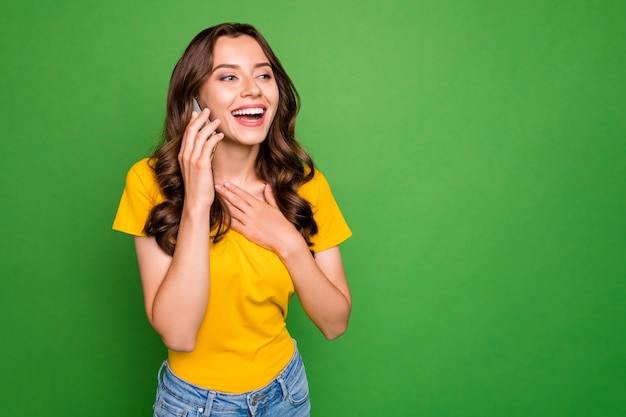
top-left (198, 35), bottom-right (279, 147)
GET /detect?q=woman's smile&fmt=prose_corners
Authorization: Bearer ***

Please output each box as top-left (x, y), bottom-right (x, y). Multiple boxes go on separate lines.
top-left (231, 104), bottom-right (267, 127)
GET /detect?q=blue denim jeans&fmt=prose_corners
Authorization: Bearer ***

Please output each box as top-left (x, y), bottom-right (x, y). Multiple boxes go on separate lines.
top-left (153, 342), bottom-right (311, 417)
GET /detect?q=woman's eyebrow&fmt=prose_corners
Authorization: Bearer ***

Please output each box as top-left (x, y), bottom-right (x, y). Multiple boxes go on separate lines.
top-left (212, 62), bottom-right (271, 71)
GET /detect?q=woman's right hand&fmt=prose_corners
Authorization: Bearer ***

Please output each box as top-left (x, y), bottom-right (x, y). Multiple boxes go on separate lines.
top-left (178, 108), bottom-right (223, 212)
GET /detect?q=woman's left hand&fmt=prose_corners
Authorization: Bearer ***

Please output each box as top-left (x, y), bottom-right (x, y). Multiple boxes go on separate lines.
top-left (216, 182), bottom-right (351, 341)
top-left (214, 182), bottom-right (302, 253)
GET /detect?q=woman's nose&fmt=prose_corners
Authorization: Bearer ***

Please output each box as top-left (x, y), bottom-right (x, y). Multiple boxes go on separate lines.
top-left (241, 76), bottom-right (261, 97)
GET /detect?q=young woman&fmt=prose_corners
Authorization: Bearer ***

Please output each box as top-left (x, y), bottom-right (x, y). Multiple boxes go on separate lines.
top-left (113, 23), bottom-right (352, 416)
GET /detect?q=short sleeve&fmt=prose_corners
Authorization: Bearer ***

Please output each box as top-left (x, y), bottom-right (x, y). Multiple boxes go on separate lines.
top-left (112, 158), bottom-right (164, 236)
top-left (298, 170), bottom-right (352, 253)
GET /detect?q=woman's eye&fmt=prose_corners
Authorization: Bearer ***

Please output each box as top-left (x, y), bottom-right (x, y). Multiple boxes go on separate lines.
top-left (258, 74), bottom-right (272, 80)
top-left (220, 75), bottom-right (236, 81)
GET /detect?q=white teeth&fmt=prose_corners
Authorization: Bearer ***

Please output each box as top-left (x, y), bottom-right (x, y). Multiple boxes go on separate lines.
top-left (232, 108), bottom-right (264, 116)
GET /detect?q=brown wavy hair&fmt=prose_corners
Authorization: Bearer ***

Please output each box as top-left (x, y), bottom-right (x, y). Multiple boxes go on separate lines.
top-left (144, 23), bottom-right (317, 255)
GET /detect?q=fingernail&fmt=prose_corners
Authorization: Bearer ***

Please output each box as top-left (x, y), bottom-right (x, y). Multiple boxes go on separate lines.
top-left (224, 182), bottom-right (231, 188)
top-left (202, 108), bottom-right (209, 113)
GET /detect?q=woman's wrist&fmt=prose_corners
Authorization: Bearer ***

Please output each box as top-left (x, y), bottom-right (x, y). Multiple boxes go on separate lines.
top-left (275, 231), bottom-right (310, 260)
top-left (181, 200), bottom-right (213, 225)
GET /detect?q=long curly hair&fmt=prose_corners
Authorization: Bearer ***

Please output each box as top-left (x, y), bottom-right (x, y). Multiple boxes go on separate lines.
top-left (144, 23), bottom-right (317, 256)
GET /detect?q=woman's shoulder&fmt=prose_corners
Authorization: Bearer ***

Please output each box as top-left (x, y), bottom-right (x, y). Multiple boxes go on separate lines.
top-left (125, 157), bottom-right (156, 183)
top-left (298, 167), bottom-right (330, 201)
top-left (113, 158), bottom-right (162, 235)
top-left (124, 157), bottom-right (161, 197)
top-left (128, 157), bottom-right (154, 177)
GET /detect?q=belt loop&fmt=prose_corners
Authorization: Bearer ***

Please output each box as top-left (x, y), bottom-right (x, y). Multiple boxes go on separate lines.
top-left (157, 360), bottom-right (167, 385)
top-left (202, 391), bottom-right (216, 416)
top-left (277, 375), bottom-right (289, 400)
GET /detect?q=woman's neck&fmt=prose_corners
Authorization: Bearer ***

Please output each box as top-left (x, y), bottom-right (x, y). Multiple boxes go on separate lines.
top-left (211, 142), bottom-right (261, 189)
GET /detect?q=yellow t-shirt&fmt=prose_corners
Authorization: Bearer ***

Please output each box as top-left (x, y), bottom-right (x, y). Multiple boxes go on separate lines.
top-left (112, 158), bottom-right (351, 392)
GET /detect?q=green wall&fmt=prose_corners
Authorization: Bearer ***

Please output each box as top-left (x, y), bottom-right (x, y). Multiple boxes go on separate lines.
top-left (2, 1), bottom-right (625, 415)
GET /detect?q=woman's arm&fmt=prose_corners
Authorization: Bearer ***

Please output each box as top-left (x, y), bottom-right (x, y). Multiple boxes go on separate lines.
top-left (215, 182), bottom-right (351, 339)
top-left (279, 242), bottom-right (351, 340)
top-left (135, 109), bottom-right (222, 352)
top-left (134, 207), bottom-right (211, 352)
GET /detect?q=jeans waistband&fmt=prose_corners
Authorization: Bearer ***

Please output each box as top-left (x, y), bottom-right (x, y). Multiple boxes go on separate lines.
top-left (156, 340), bottom-right (303, 413)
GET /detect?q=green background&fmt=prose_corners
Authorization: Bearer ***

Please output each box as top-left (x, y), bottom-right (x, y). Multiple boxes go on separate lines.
top-left (1, 0), bottom-right (625, 415)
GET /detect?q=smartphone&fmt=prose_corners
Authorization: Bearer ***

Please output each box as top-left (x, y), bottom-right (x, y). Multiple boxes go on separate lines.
top-left (193, 97), bottom-right (209, 129)
top-left (193, 97), bottom-right (218, 159)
